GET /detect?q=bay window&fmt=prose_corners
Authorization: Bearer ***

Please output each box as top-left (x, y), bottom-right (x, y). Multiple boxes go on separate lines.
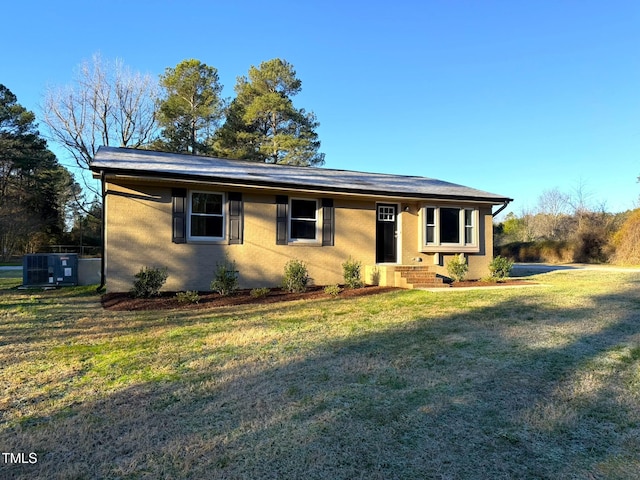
top-left (422, 206), bottom-right (478, 252)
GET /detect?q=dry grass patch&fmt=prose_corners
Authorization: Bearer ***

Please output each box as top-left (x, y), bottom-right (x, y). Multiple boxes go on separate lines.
top-left (1, 269), bottom-right (640, 478)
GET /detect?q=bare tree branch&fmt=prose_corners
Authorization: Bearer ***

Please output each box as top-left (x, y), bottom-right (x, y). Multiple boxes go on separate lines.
top-left (41, 53), bottom-right (159, 198)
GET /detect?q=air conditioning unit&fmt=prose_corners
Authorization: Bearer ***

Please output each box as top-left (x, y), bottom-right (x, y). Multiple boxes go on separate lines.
top-left (23, 254), bottom-right (78, 287)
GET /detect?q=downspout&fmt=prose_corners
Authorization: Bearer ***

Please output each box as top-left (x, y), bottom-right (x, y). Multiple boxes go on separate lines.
top-left (492, 199), bottom-right (512, 218)
top-left (97, 170), bottom-right (106, 292)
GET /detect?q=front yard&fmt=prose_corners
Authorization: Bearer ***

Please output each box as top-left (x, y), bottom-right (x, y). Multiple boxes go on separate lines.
top-left (1, 269), bottom-right (639, 479)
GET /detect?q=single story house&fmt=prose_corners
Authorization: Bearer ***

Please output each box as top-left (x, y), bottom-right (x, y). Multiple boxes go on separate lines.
top-left (90, 147), bottom-right (512, 292)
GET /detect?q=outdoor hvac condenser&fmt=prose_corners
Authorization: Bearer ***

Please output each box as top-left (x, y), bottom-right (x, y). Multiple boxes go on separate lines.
top-left (22, 254), bottom-right (78, 287)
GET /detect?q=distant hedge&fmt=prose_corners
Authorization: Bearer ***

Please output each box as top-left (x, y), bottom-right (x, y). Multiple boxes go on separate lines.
top-left (496, 241), bottom-right (573, 263)
top-left (496, 237), bottom-right (610, 264)
top-left (611, 210), bottom-right (640, 265)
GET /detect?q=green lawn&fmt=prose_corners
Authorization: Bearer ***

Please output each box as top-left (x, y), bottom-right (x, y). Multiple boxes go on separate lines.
top-left (1, 269), bottom-right (640, 479)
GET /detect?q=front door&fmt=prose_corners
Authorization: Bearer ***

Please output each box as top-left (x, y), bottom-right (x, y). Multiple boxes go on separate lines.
top-left (376, 204), bottom-right (397, 263)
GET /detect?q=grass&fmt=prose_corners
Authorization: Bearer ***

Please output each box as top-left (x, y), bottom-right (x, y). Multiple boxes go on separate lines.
top-left (1, 269), bottom-right (640, 478)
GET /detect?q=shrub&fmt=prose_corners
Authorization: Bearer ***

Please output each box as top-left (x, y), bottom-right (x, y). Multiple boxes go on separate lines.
top-left (282, 259), bottom-right (309, 293)
top-left (250, 287), bottom-right (270, 299)
top-left (488, 255), bottom-right (514, 281)
top-left (210, 258), bottom-right (238, 296)
top-left (342, 257), bottom-right (363, 289)
top-left (446, 254), bottom-right (468, 282)
top-left (324, 284), bottom-right (342, 297)
top-left (176, 290), bottom-right (200, 304)
top-left (612, 209), bottom-right (640, 265)
top-left (131, 266), bottom-right (168, 298)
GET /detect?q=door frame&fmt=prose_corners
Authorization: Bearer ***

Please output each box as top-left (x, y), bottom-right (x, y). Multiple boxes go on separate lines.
top-left (375, 202), bottom-right (400, 264)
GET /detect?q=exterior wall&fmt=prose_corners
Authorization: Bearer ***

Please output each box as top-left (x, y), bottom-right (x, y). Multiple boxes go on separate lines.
top-left (104, 181), bottom-right (377, 292)
top-left (104, 180), bottom-right (496, 292)
top-left (397, 202), bottom-right (494, 281)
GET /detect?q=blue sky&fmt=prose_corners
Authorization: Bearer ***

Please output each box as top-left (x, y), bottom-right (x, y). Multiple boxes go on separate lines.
top-left (3, 0), bottom-right (639, 216)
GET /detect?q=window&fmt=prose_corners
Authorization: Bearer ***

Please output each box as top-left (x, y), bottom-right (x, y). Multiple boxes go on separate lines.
top-left (465, 209), bottom-right (474, 244)
top-left (422, 206), bottom-right (478, 251)
top-left (289, 198), bottom-right (319, 241)
top-left (440, 207), bottom-right (460, 243)
top-left (378, 206), bottom-right (395, 222)
top-left (188, 191), bottom-right (224, 241)
top-left (425, 207), bottom-right (436, 243)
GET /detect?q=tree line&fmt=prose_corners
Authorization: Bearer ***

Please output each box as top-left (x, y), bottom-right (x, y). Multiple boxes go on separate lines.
top-left (495, 185), bottom-right (639, 265)
top-left (0, 85), bottom-right (83, 260)
top-left (42, 55), bottom-right (323, 198)
top-left (1, 55), bottom-right (323, 259)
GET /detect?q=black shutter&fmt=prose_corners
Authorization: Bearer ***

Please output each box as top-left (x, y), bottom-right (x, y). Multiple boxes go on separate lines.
top-left (228, 192), bottom-right (243, 244)
top-left (322, 198), bottom-right (334, 246)
top-left (276, 195), bottom-right (288, 245)
top-left (172, 188), bottom-right (187, 243)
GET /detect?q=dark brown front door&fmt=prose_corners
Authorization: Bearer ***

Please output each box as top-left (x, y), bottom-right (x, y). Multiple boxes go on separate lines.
top-left (376, 204), bottom-right (397, 263)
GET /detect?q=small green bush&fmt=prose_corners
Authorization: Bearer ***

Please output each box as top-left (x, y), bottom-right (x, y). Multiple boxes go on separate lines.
top-left (446, 254), bottom-right (468, 283)
top-left (176, 290), bottom-right (200, 304)
top-left (282, 259), bottom-right (309, 293)
top-left (210, 258), bottom-right (238, 296)
top-left (488, 255), bottom-right (514, 281)
top-left (342, 257), bottom-right (363, 289)
top-left (324, 284), bottom-right (342, 297)
top-left (250, 287), bottom-right (270, 299)
top-left (131, 266), bottom-right (168, 298)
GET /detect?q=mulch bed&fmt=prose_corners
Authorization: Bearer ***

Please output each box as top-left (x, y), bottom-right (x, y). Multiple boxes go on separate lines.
top-left (101, 279), bottom-right (535, 312)
top-left (101, 285), bottom-right (400, 311)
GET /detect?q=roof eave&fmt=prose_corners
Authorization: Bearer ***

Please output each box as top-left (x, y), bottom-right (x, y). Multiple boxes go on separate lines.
top-left (93, 167), bottom-right (513, 205)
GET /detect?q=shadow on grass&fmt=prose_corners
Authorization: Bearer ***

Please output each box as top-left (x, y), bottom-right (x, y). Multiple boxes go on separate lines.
top-left (2, 284), bottom-right (640, 479)
top-left (511, 263), bottom-right (580, 277)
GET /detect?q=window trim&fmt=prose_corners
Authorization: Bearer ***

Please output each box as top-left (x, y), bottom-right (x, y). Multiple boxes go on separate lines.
top-left (420, 206), bottom-right (479, 253)
top-left (288, 197), bottom-right (321, 244)
top-left (187, 190), bottom-right (226, 242)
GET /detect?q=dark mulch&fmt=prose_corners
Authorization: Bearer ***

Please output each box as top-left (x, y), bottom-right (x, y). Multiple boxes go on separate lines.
top-left (101, 279), bottom-right (535, 312)
top-left (101, 285), bottom-right (400, 311)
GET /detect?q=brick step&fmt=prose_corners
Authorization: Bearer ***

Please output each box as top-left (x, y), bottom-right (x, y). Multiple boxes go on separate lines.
top-left (395, 266), bottom-right (433, 272)
top-left (402, 273), bottom-right (440, 279)
top-left (394, 265), bottom-right (446, 289)
top-left (401, 275), bottom-right (441, 281)
top-left (405, 279), bottom-right (444, 285)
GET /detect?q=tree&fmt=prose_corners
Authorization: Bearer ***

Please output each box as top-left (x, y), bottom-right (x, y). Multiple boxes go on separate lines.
top-left (67, 197), bottom-right (102, 253)
top-left (0, 85), bottom-right (78, 259)
top-left (215, 58), bottom-right (324, 166)
top-left (42, 53), bottom-right (158, 196)
top-left (154, 59), bottom-right (225, 155)
top-left (532, 187), bottom-right (570, 240)
top-left (612, 209), bottom-right (640, 265)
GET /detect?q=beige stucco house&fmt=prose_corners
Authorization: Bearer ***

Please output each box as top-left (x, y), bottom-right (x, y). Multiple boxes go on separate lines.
top-left (90, 147), bottom-right (512, 292)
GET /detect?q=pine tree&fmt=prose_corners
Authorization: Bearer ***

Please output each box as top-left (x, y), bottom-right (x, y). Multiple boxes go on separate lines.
top-left (215, 59), bottom-right (324, 166)
top-left (155, 59), bottom-right (225, 155)
top-left (0, 85), bottom-right (77, 258)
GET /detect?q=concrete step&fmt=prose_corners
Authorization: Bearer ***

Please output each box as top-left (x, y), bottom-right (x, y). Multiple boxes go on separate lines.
top-left (409, 282), bottom-right (450, 288)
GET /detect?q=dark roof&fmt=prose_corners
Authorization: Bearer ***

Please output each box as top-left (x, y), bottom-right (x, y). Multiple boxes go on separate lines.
top-left (90, 146), bottom-right (512, 204)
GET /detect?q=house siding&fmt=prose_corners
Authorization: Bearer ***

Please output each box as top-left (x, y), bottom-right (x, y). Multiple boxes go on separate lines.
top-left (396, 202), bottom-right (494, 280)
top-left (104, 180), bottom-right (497, 292)
top-left (104, 181), bottom-right (377, 292)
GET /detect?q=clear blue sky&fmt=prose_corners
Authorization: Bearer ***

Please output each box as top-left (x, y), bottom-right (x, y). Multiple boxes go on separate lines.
top-left (3, 0), bottom-right (639, 216)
